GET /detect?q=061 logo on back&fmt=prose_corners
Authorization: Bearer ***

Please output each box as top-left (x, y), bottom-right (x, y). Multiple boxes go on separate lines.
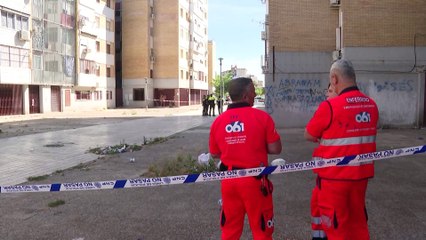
top-left (355, 112), bottom-right (371, 123)
top-left (225, 121), bottom-right (245, 133)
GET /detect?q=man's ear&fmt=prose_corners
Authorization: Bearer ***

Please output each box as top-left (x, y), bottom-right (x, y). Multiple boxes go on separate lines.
top-left (330, 73), bottom-right (338, 86)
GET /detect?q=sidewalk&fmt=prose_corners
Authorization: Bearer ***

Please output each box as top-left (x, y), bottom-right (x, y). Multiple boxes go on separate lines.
top-left (0, 105), bottom-right (205, 123)
top-left (0, 105), bottom-right (214, 186)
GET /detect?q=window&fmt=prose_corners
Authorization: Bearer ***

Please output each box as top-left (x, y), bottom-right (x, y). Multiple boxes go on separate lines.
top-left (80, 59), bottom-right (96, 74)
top-left (106, 20), bottom-right (113, 31)
top-left (107, 91), bottom-right (113, 100)
top-left (0, 45), bottom-right (9, 66)
top-left (0, 45), bottom-right (29, 68)
top-left (96, 41), bottom-right (100, 52)
top-left (95, 16), bottom-right (100, 28)
top-left (45, 60), bottom-right (59, 72)
top-left (94, 91), bottom-right (102, 100)
top-left (133, 88), bottom-right (145, 101)
top-left (106, 66), bottom-right (111, 77)
top-left (33, 54), bottom-right (43, 69)
top-left (7, 12), bottom-right (15, 29)
top-left (1, 11), bottom-right (6, 27)
top-left (106, 44), bottom-right (111, 54)
top-left (76, 91), bottom-right (91, 100)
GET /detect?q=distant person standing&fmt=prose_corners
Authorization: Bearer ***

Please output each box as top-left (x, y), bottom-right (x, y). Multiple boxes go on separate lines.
top-left (217, 96), bottom-right (223, 115)
top-left (202, 95), bottom-right (209, 116)
top-left (305, 59), bottom-right (379, 240)
top-left (208, 94), bottom-right (216, 116)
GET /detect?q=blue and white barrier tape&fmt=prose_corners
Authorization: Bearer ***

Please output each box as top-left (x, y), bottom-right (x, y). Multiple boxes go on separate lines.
top-left (1, 145), bottom-right (425, 194)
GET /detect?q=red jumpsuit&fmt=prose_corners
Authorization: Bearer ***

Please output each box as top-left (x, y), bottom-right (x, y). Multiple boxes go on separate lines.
top-left (210, 102), bottom-right (281, 240)
top-left (306, 86), bottom-right (378, 240)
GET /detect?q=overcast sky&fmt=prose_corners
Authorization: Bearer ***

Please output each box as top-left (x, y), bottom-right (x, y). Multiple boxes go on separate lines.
top-left (208, 0), bottom-right (267, 81)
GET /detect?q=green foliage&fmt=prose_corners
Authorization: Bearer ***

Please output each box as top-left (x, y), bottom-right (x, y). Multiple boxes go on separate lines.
top-left (142, 154), bottom-right (218, 177)
top-left (143, 137), bottom-right (168, 145)
top-left (255, 87), bottom-right (265, 96)
top-left (88, 142), bottom-right (144, 155)
top-left (213, 72), bottom-right (233, 97)
top-left (48, 199), bottom-right (65, 208)
top-left (27, 175), bottom-right (49, 182)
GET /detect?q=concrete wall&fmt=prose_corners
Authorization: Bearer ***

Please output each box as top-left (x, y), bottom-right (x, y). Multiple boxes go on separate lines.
top-left (266, 49), bottom-right (426, 128)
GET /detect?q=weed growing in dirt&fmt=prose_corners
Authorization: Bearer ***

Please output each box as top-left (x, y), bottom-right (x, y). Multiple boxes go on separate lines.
top-left (48, 199), bottom-right (65, 208)
top-left (27, 175), bottom-right (49, 182)
top-left (88, 143), bottom-right (143, 155)
top-left (71, 163), bottom-right (90, 171)
top-left (143, 136), bottom-right (168, 145)
top-left (142, 154), bottom-right (217, 177)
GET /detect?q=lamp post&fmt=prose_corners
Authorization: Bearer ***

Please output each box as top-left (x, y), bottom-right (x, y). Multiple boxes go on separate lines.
top-left (218, 57), bottom-right (223, 113)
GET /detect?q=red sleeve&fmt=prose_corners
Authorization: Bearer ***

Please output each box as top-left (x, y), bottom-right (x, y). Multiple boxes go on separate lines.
top-left (265, 115), bottom-right (280, 143)
top-left (209, 120), bottom-right (220, 155)
top-left (306, 101), bottom-right (332, 138)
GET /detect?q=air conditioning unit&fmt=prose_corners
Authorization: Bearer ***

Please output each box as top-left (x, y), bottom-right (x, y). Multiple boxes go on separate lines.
top-left (261, 31), bottom-right (267, 40)
top-left (150, 55), bottom-right (155, 62)
top-left (261, 66), bottom-right (268, 74)
top-left (19, 30), bottom-right (30, 41)
top-left (265, 14), bottom-right (269, 25)
top-left (330, 0), bottom-right (340, 7)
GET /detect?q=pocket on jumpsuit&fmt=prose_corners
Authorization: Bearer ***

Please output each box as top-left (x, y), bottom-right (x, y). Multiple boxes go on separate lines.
top-left (220, 208), bottom-right (226, 227)
top-left (319, 207), bottom-right (338, 230)
top-left (260, 208), bottom-right (274, 235)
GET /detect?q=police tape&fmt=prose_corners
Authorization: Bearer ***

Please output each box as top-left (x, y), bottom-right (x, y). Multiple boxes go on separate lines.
top-left (1, 145), bottom-right (425, 194)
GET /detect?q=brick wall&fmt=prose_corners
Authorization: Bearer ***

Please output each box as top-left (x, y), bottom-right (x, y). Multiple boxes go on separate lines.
top-left (342, 0), bottom-right (426, 47)
top-left (269, 0), bottom-right (338, 52)
top-left (122, 0), bottom-right (150, 79)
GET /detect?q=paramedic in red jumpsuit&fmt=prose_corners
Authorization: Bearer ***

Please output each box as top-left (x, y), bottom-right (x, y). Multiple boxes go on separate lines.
top-left (209, 77), bottom-right (282, 240)
top-left (310, 83), bottom-right (338, 239)
top-left (305, 59), bottom-right (379, 240)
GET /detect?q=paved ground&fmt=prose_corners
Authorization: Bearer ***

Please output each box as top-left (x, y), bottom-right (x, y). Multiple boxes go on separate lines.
top-left (0, 106), bottom-right (425, 239)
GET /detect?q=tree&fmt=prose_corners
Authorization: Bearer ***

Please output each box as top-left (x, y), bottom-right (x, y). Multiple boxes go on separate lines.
top-left (212, 72), bottom-right (233, 98)
top-left (255, 87), bottom-right (265, 96)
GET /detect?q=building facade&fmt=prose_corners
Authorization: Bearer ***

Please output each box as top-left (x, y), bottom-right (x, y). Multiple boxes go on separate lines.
top-left (76, 0), bottom-right (116, 110)
top-left (0, 0), bottom-right (115, 116)
top-left (121, 0), bottom-right (209, 108)
top-left (264, 0), bottom-right (426, 128)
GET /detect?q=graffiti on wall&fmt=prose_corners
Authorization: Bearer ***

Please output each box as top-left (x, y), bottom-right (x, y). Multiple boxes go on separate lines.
top-left (266, 78), bottom-right (415, 116)
top-left (358, 79), bottom-right (415, 93)
top-left (265, 78), bottom-right (326, 114)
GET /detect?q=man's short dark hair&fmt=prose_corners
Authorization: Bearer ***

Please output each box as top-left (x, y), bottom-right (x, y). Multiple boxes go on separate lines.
top-left (229, 77), bottom-right (253, 101)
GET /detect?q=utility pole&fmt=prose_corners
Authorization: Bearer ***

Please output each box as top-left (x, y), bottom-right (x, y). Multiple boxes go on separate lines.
top-left (218, 57), bottom-right (223, 113)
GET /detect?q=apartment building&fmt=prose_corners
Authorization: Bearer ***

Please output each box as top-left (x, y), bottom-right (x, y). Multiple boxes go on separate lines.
top-left (0, 0), bottom-right (115, 116)
top-left (121, 0), bottom-right (209, 108)
top-left (76, 0), bottom-right (116, 110)
top-left (264, 0), bottom-right (426, 128)
top-left (207, 40), bottom-right (215, 94)
top-left (0, 1), bottom-right (34, 115)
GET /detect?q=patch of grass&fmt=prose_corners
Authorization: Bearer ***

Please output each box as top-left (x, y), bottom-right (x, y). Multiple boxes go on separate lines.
top-left (48, 199), bottom-right (65, 208)
top-left (27, 175), bottom-right (49, 182)
top-left (143, 136), bottom-right (168, 145)
top-left (142, 154), bottom-right (217, 177)
top-left (88, 142), bottom-right (143, 155)
top-left (72, 163), bottom-right (90, 171)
